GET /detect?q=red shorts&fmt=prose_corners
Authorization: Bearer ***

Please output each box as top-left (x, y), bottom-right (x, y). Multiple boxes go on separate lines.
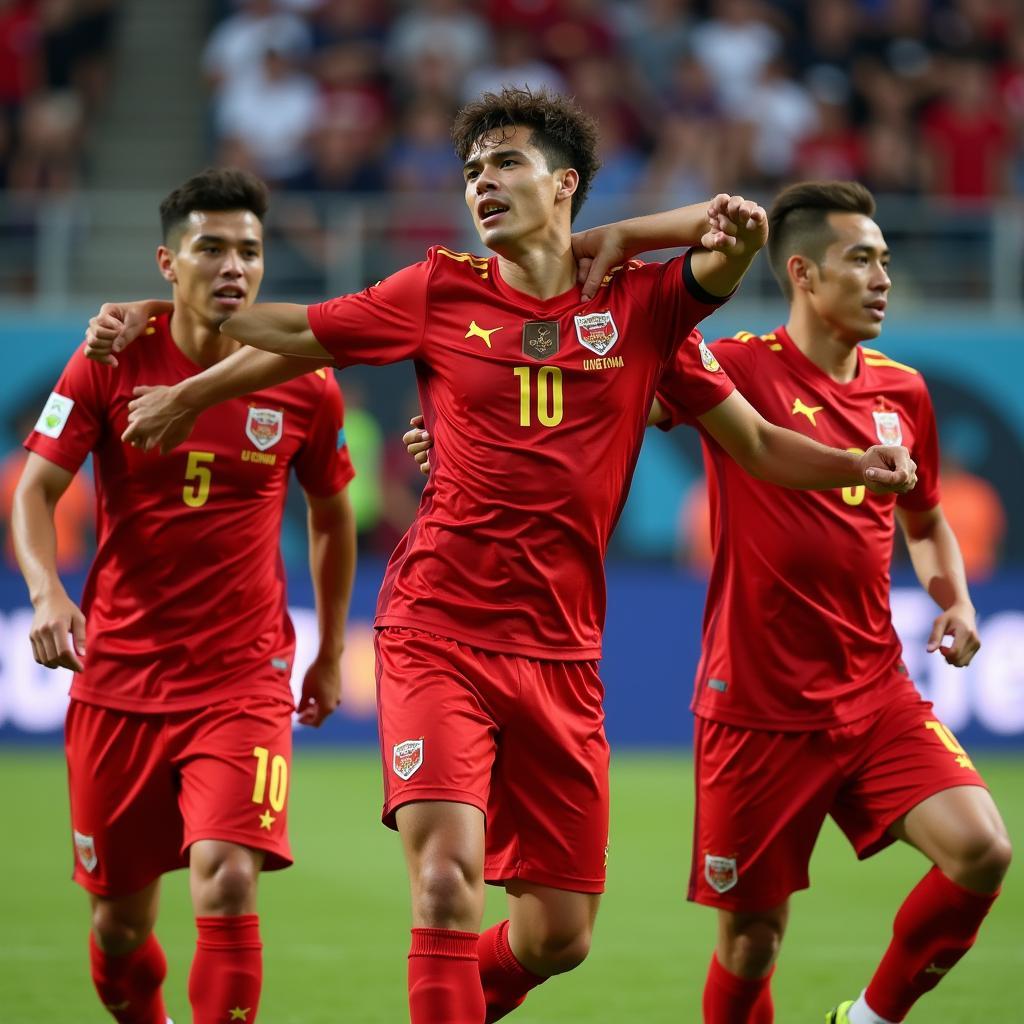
top-left (689, 690), bottom-right (987, 912)
top-left (65, 696), bottom-right (294, 897)
top-left (375, 627), bottom-right (609, 894)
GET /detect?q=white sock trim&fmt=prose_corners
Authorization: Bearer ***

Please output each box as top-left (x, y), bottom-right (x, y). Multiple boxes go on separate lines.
top-left (847, 991), bottom-right (897, 1024)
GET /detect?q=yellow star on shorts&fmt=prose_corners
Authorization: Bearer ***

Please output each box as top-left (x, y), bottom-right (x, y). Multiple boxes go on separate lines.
top-left (229, 1007), bottom-right (251, 1021)
top-left (259, 810), bottom-right (275, 830)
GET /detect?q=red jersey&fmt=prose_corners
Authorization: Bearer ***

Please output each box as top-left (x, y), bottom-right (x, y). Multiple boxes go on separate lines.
top-left (309, 246), bottom-right (733, 659)
top-left (26, 314), bottom-right (354, 713)
top-left (657, 326), bottom-right (941, 729)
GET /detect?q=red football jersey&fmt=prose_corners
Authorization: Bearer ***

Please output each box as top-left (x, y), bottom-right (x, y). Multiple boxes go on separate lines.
top-left (26, 314), bottom-right (354, 713)
top-left (309, 246), bottom-right (733, 659)
top-left (657, 325), bottom-right (941, 729)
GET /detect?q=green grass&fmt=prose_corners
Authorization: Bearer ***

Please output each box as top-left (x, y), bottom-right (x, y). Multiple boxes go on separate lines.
top-left (4, 749), bottom-right (1021, 1021)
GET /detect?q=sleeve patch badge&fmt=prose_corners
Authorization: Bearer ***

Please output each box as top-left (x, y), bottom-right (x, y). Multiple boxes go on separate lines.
top-left (872, 410), bottom-right (903, 446)
top-left (393, 739), bottom-right (424, 780)
top-left (35, 392), bottom-right (75, 438)
top-left (698, 340), bottom-right (721, 373)
top-left (73, 829), bottom-right (98, 873)
top-left (245, 407), bottom-right (284, 451)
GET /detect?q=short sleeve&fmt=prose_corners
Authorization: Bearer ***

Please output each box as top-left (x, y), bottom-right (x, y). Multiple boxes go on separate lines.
top-left (293, 372), bottom-right (356, 498)
top-left (897, 379), bottom-right (942, 512)
top-left (307, 259), bottom-right (431, 369)
top-left (654, 331), bottom-right (736, 430)
top-left (24, 347), bottom-right (110, 474)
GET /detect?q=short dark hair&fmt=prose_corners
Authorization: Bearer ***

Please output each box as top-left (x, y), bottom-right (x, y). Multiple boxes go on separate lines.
top-left (159, 167), bottom-right (270, 246)
top-left (768, 181), bottom-right (877, 299)
top-left (452, 87), bottom-right (601, 223)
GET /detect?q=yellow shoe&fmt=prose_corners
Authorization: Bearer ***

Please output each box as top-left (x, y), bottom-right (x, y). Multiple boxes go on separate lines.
top-left (825, 1002), bottom-right (854, 1024)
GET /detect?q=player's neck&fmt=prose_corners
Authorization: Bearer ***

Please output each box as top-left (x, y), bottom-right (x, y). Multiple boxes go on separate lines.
top-left (168, 308), bottom-right (241, 368)
top-left (494, 242), bottom-right (576, 301)
top-left (784, 308), bottom-right (860, 384)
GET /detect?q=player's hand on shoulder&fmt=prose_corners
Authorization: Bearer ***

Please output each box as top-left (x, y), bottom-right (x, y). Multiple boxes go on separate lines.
top-left (122, 384), bottom-right (198, 455)
top-left (572, 223), bottom-right (629, 302)
top-left (403, 414), bottom-right (432, 477)
top-left (859, 444), bottom-right (917, 494)
top-left (296, 652), bottom-right (342, 727)
top-left (701, 194), bottom-right (768, 259)
top-left (927, 602), bottom-right (981, 668)
top-left (84, 301), bottom-right (158, 367)
top-left (29, 591), bottom-right (87, 673)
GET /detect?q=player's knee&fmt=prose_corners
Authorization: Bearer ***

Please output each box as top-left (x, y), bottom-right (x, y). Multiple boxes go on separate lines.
top-left (413, 857), bottom-right (480, 926)
top-left (723, 921), bottom-right (783, 978)
top-left (194, 856), bottom-right (260, 915)
top-left (521, 926), bottom-right (592, 976)
top-left (946, 827), bottom-right (1013, 894)
top-left (91, 904), bottom-right (152, 955)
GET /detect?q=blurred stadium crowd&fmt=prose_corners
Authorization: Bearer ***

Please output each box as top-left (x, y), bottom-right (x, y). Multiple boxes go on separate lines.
top-left (2, 0), bottom-right (1024, 200)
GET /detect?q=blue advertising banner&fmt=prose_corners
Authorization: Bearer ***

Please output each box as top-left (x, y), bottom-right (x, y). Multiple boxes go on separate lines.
top-left (1, 563), bottom-right (1021, 750)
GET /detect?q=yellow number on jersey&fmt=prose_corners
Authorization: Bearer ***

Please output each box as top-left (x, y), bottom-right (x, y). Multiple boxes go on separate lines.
top-left (513, 365), bottom-right (563, 427)
top-left (842, 447), bottom-right (866, 507)
top-left (182, 451), bottom-right (215, 508)
top-left (924, 721), bottom-right (975, 770)
top-left (251, 745), bottom-right (289, 811)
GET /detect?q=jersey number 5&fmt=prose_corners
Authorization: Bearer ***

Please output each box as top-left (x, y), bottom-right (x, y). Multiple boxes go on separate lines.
top-left (513, 365), bottom-right (563, 427)
top-left (182, 451), bottom-right (215, 508)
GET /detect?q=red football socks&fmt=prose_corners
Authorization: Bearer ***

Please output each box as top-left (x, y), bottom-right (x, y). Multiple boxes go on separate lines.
top-left (478, 919), bottom-right (546, 1022)
top-left (864, 866), bottom-right (998, 1021)
top-left (189, 914), bottom-right (263, 1024)
top-left (89, 931), bottom-right (168, 1024)
top-left (409, 927), bottom-right (487, 1023)
top-left (703, 953), bottom-right (775, 1023)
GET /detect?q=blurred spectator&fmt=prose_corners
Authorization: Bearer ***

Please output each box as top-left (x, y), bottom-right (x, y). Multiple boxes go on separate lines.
top-left (534, 0), bottom-right (616, 70)
top-left (215, 42), bottom-right (319, 185)
top-left (612, 0), bottom-right (694, 95)
top-left (7, 88), bottom-right (83, 192)
top-left (921, 57), bottom-right (1012, 199)
top-left (796, 90), bottom-right (866, 182)
top-left (460, 28), bottom-right (566, 102)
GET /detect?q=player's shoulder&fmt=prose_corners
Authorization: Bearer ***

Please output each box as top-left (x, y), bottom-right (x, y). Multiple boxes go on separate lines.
top-left (428, 244), bottom-right (492, 282)
top-left (723, 328), bottom-right (786, 352)
top-left (859, 345), bottom-right (928, 395)
top-left (597, 257), bottom-right (658, 293)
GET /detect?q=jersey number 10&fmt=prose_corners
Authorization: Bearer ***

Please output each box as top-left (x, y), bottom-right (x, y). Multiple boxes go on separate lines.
top-left (513, 366), bottom-right (563, 427)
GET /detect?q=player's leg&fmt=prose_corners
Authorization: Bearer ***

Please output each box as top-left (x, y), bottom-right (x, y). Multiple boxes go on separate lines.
top-left (67, 700), bottom-right (184, 1024)
top-left (476, 883), bottom-right (600, 1022)
top-left (377, 628), bottom-right (503, 1024)
top-left (830, 699), bottom-right (1010, 1024)
top-left (175, 696), bottom-right (295, 1024)
top-left (690, 718), bottom-right (838, 1024)
top-left (478, 658), bottom-right (609, 1021)
top-left (398, 800), bottom-right (489, 1022)
top-left (703, 903), bottom-right (788, 1024)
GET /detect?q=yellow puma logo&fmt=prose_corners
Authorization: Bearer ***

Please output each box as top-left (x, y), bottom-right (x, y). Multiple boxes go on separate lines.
top-left (465, 321), bottom-right (503, 349)
top-left (792, 398), bottom-right (824, 426)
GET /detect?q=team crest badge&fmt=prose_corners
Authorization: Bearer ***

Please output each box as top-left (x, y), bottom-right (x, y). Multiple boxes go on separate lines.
top-left (872, 409), bottom-right (902, 446)
top-left (74, 830), bottom-right (98, 873)
top-left (705, 854), bottom-right (738, 894)
top-left (245, 407), bottom-right (284, 451)
top-left (522, 321), bottom-right (559, 360)
top-left (393, 739), bottom-right (424, 781)
top-left (573, 311), bottom-right (619, 356)
top-left (698, 339), bottom-right (721, 373)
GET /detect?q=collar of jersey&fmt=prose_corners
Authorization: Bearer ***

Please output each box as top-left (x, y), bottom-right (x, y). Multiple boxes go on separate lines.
top-left (775, 325), bottom-right (866, 391)
top-left (489, 256), bottom-right (585, 317)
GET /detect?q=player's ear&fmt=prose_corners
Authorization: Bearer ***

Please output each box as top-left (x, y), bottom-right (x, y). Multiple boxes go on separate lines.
top-left (156, 245), bottom-right (177, 284)
top-left (788, 253), bottom-right (815, 294)
top-left (557, 168), bottom-right (579, 203)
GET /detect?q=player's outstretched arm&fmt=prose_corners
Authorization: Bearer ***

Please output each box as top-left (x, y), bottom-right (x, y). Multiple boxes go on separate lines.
top-left (222, 302), bottom-right (329, 359)
top-left (11, 454), bottom-right (88, 672)
top-left (698, 390), bottom-right (918, 493)
top-left (572, 195), bottom-right (767, 301)
top-left (297, 487), bottom-right (357, 727)
top-left (84, 299), bottom-right (174, 366)
top-left (123, 346), bottom-right (333, 454)
top-left (897, 505), bottom-right (980, 667)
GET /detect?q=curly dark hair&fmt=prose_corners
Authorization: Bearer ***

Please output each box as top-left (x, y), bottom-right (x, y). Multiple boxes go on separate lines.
top-left (768, 180), bottom-right (877, 299)
top-left (452, 87), bottom-right (601, 223)
top-left (159, 167), bottom-right (270, 246)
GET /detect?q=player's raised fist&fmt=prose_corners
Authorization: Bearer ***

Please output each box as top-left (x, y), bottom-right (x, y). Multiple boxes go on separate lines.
top-left (860, 444), bottom-right (917, 494)
top-left (701, 194), bottom-right (769, 258)
top-left (403, 414), bottom-right (432, 476)
top-left (84, 299), bottom-right (171, 367)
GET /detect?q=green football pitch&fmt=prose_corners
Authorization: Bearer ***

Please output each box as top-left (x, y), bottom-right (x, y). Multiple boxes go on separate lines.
top-left (3, 749), bottom-right (1021, 1022)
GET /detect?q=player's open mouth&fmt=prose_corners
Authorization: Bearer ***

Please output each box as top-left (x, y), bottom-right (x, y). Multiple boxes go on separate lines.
top-left (478, 202), bottom-right (509, 224)
top-left (214, 287), bottom-right (245, 306)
